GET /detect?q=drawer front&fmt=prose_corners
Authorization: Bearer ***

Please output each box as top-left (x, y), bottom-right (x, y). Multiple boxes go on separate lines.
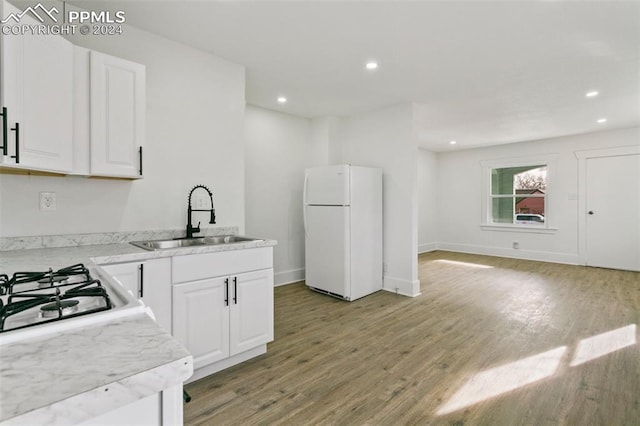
top-left (172, 247), bottom-right (272, 284)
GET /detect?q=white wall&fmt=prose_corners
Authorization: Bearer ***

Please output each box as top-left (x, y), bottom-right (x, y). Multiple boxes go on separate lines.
top-left (244, 105), bottom-right (312, 285)
top-left (0, 20), bottom-right (245, 237)
top-left (436, 126), bottom-right (640, 264)
top-left (418, 148), bottom-right (438, 253)
top-left (339, 103), bottom-right (420, 296)
top-left (309, 116), bottom-right (341, 167)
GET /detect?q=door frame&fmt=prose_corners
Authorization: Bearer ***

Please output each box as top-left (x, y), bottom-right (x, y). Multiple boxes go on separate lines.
top-left (575, 145), bottom-right (640, 266)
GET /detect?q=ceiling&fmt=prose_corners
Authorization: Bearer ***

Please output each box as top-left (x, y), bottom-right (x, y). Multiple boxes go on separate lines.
top-left (70, 1), bottom-right (640, 151)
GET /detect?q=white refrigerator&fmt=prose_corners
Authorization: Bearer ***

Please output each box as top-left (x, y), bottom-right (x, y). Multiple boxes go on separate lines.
top-left (303, 164), bottom-right (383, 301)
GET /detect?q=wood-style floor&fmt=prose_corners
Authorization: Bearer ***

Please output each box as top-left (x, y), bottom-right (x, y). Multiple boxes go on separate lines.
top-left (184, 251), bottom-right (640, 425)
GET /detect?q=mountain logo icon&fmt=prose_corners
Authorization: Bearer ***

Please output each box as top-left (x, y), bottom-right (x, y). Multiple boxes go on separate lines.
top-left (1, 3), bottom-right (59, 24)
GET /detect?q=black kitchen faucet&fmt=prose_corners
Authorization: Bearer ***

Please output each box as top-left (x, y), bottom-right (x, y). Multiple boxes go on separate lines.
top-left (186, 185), bottom-right (216, 238)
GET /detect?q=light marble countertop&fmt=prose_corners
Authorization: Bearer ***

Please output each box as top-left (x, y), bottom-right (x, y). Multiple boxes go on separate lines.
top-left (0, 314), bottom-right (192, 425)
top-left (0, 235), bottom-right (277, 424)
top-left (0, 238), bottom-right (277, 272)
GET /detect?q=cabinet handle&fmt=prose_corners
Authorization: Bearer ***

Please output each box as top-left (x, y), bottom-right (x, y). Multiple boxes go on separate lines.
top-left (10, 122), bottom-right (19, 164)
top-left (0, 107), bottom-right (7, 156)
top-left (138, 263), bottom-right (144, 298)
top-left (138, 146), bottom-right (143, 175)
top-left (224, 278), bottom-right (229, 306)
top-left (233, 276), bottom-right (237, 305)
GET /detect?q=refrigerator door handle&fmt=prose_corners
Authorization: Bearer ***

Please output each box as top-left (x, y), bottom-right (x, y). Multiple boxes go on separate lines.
top-left (303, 173), bottom-right (309, 237)
top-left (303, 172), bottom-right (309, 205)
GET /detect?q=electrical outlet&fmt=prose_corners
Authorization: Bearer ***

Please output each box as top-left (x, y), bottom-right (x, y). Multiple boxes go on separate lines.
top-left (513, 241), bottom-right (519, 249)
top-left (40, 192), bottom-right (56, 211)
top-left (383, 262), bottom-right (388, 272)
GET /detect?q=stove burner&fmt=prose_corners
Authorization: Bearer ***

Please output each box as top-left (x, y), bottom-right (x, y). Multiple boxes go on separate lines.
top-left (37, 275), bottom-right (69, 288)
top-left (0, 264), bottom-right (113, 333)
top-left (40, 300), bottom-right (80, 318)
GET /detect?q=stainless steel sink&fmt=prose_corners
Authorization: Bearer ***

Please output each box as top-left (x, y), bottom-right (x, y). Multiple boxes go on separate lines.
top-left (202, 235), bottom-right (257, 245)
top-left (130, 235), bottom-right (262, 251)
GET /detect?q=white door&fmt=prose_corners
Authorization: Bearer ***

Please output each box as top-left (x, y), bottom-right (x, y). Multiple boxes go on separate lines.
top-left (304, 165), bottom-right (350, 205)
top-left (586, 154), bottom-right (640, 271)
top-left (173, 277), bottom-right (230, 369)
top-left (90, 51), bottom-right (145, 178)
top-left (229, 269), bottom-right (274, 356)
top-left (304, 205), bottom-right (350, 297)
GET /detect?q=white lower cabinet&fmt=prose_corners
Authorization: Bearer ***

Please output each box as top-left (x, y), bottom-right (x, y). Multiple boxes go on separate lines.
top-left (171, 247), bottom-right (274, 382)
top-left (80, 392), bottom-right (160, 426)
top-left (101, 246), bottom-right (274, 383)
top-left (173, 276), bottom-right (230, 368)
top-left (173, 269), bottom-right (274, 374)
top-left (79, 384), bottom-right (183, 426)
top-left (230, 269), bottom-right (275, 355)
top-left (101, 258), bottom-right (172, 333)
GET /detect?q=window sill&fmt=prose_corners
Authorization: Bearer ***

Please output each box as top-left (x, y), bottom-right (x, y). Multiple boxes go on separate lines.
top-left (481, 224), bottom-right (558, 234)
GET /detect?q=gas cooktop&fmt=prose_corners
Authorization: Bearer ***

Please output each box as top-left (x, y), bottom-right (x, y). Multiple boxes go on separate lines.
top-left (0, 263), bottom-right (113, 333)
top-left (0, 263), bottom-right (144, 345)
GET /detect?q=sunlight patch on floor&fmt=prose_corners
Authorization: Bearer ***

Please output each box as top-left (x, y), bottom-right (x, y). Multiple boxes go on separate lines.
top-left (436, 346), bottom-right (566, 416)
top-left (437, 324), bottom-right (638, 416)
top-left (499, 283), bottom-right (554, 330)
top-left (570, 324), bottom-right (636, 367)
top-left (433, 259), bottom-right (494, 269)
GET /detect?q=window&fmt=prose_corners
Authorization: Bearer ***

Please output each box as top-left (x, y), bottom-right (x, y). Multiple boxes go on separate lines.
top-left (481, 156), bottom-right (556, 231)
top-left (491, 165), bottom-right (546, 225)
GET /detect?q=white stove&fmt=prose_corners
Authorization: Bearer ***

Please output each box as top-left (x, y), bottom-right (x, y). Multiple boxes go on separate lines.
top-left (0, 263), bottom-right (145, 345)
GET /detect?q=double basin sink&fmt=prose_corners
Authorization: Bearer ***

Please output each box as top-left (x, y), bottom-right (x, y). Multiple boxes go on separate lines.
top-left (131, 235), bottom-right (262, 251)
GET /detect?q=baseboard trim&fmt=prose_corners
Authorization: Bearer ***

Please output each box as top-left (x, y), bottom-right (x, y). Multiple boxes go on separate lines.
top-left (274, 268), bottom-right (305, 287)
top-left (383, 275), bottom-right (421, 297)
top-left (186, 345), bottom-right (267, 384)
top-left (436, 242), bottom-right (580, 265)
top-left (418, 242), bottom-right (438, 254)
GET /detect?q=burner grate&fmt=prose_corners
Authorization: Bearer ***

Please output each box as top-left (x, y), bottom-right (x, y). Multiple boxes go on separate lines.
top-left (0, 264), bottom-right (113, 333)
top-left (7, 264), bottom-right (90, 294)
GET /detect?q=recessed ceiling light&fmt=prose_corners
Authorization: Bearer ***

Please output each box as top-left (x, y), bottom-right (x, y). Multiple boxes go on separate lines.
top-left (597, 118), bottom-right (607, 124)
top-left (365, 61), bottom-right (378, 70)
top-left (277, 96), bottom-right (287, 104)
top-left (449, 140), bottom-right (457, 145)
top-left (586, 91), bottom-right (599, 98)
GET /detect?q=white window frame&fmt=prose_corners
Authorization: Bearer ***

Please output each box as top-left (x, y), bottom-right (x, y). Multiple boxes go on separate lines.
top-left (480, 155), bottom-right (558, 233)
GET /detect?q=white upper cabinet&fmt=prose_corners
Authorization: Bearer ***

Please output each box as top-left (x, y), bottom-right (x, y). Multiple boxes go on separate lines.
top-left (88, 51), bottom-right (145, 178)
top-left (0, 1), bottom-right (73, 173)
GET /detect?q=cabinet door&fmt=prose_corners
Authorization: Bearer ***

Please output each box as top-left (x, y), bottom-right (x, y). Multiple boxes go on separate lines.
top-left (230, 269), bottom-right (274, 356)
top-left (90, 51), bottom-right (145, 178)
top-left (80, 392), bottom-right (161, 426)
top-left (102, 258), bottom-right (172, 333)
top-left (101, 262), bottom-right (139, 296)
top-left (0, 1), bottom-right (73, 173)
top-left (139, 259), bottom-right (172, 333)
top-left (173, 277), bottom-right (230, 369)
